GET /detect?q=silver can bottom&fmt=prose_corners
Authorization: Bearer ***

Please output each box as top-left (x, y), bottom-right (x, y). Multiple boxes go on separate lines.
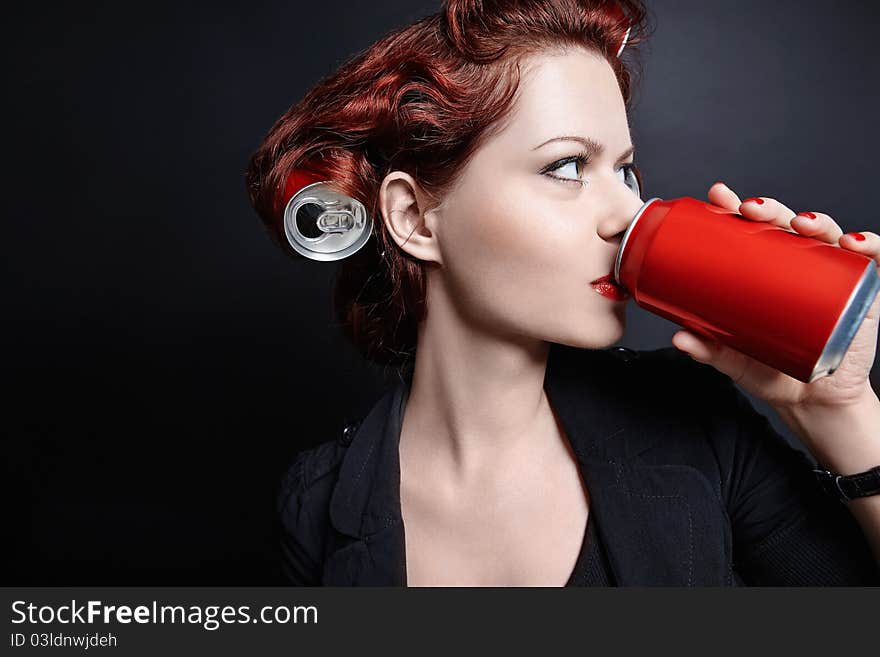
top-left (810, 261), bottom-right (880, 383)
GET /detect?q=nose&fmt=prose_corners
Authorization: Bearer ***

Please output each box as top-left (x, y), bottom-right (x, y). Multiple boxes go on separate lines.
top-left (597, 182), bottom-right (645, 245)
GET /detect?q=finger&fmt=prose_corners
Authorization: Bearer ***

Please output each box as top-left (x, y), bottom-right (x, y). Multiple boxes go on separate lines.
top-left (672, 329), bottom-right (804, 407)
top-left (708, 181), bottom-right (741, 211)
top-left (737, 196), bottom-right (797, 232)
top-left (839, 231), bottom-right (880, 260)
top-left (672, 329), bottom-right (717, 362)
top-left (789, 211), bottom-right (845, 245)
top-left (672, 329), bottom-right (749, 384)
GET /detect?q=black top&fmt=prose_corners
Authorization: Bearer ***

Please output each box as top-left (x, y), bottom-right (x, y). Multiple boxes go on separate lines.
top-left (565, 512), bottom-right (614, 586)
top-left (277, 344), bottom-right (880, 586)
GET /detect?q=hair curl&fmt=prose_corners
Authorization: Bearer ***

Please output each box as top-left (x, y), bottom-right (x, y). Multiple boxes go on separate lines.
top-left (245, 0), bottom-right (652, 370)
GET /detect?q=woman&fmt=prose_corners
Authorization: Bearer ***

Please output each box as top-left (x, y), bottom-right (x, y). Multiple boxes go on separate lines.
top-left (245, 0), bottom-right (880, 586)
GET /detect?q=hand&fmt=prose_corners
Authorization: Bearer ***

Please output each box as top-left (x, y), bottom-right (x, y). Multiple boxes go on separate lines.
top-left (670, 182), bottom-right (880, 411)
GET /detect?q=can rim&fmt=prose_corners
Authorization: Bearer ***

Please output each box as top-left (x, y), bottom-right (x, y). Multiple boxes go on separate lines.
top-left (282, 181), bottom-right (373, 261)
top-left (614, 197), bottom-right (661, 286)
top-left (809, 259), bottom-right (880, 382)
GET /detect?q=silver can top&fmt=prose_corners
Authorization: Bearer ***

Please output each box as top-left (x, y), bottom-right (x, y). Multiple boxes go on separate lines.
top-left (282, 181), bottom-right (373, 262)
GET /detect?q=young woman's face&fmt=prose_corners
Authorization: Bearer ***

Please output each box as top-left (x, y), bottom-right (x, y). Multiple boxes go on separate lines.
top-left (431, 47), bottom-right (644, 349)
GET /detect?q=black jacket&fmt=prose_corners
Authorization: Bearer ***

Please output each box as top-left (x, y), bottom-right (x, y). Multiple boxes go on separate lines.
top-left (277, 343), bottom-right (880, 586)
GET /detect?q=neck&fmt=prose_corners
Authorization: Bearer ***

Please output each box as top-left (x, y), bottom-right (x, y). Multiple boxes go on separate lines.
top-left (399, 281), bottom-right (559, 482)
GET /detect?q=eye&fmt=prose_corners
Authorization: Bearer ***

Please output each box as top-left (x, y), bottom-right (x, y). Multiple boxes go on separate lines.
top-left (542, 155), bottom-right (643, 197)
top-left (617, 163), bottom-right (642, 198)
top-left (541, 155), bottom-right (589, 185)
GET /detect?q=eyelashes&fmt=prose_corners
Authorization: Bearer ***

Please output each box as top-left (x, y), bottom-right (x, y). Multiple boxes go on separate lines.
top-left (540, 153), bottom-right (591, 184)
top-left (541, 153), bottom-right (642, 195)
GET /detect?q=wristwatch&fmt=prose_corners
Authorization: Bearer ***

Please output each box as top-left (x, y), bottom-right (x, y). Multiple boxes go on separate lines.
top-left (812, 465), bottom-right (880, 504)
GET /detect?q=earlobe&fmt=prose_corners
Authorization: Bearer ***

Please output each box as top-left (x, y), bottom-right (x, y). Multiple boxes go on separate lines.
top-left (379, 172), bottom-right (443, 265)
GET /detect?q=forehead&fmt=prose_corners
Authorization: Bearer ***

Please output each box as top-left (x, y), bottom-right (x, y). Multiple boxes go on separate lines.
top-left (501, 48), bottom-right (630, 144)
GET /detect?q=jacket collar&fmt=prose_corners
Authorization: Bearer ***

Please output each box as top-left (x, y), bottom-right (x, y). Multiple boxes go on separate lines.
top-left (326, 344), bottom-right (730, 586)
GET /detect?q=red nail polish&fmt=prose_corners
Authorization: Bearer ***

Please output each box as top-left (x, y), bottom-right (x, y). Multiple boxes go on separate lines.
top-left (743, 197), bottom-right (764, 205)
top-left (846, 232), bottom-right (866, 241)
top-left (796, 211), bottom-right (817, 219)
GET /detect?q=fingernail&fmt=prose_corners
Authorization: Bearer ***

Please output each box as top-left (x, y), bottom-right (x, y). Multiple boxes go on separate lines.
top-left (846, 232), bottom-right (866, 241)
top-left (796, 211), bottom-right (817, 220)
top-left (743, 197), bottom-right (764, 205)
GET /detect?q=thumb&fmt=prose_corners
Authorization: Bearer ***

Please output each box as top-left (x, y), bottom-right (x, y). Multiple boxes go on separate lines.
top-left (671, 329), bottom-right (718, 363)
top-left (672, 329), bottom-right (811, 410)
top-left (672, 329), bottom-right (755, 388)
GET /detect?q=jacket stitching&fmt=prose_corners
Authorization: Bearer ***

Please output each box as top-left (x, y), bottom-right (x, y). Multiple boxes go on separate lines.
top-left (278, 451), bottom-right (309, 516)
top-left (624, 492), bottom-right (694, 586)
top-left (349, 437), bottom-right (377, 504)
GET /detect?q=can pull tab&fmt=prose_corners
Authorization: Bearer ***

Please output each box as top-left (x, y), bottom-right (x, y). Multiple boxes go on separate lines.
top-left (317, 210), bottom-right (355, 233)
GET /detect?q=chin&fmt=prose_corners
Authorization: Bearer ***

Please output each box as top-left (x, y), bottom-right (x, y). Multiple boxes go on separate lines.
top-left (548, 319), bottom-right (625, 351)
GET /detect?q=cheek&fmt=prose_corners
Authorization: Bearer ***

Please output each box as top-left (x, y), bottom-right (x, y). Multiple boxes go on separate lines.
top-left (438, 186), bottom-right (592, 311)
top-left (441, 175), bottom-right (583, 264)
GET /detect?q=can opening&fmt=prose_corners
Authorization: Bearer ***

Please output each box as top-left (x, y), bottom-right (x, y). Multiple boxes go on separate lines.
top-left (296, 203), bottom-right (325, 239)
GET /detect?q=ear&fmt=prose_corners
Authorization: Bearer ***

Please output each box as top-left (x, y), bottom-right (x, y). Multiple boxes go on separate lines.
top-left (378, 171), bottom-right (443, 265)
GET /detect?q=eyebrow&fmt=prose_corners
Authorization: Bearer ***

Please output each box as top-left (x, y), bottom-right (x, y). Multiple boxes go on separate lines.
top-left (531, 135), bottom-right (636, 163)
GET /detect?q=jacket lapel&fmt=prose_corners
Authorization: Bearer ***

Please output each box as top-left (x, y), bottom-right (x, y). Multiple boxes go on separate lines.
top-left (544, 345), bottom-right (732, 586)
top-left (565, 458), bottom-right (730, 586)
top-left (324, 345), bottom-right (731, 586)
top-left (324, 370), bottom-right (411, 586)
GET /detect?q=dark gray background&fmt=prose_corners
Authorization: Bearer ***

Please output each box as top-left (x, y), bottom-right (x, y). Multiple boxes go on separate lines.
top-left (6, 0), bottom-right (879, 583)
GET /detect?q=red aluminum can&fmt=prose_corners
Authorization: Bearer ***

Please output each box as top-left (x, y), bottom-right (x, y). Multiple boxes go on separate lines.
top-left (614, 197), bottom-right (880, 383)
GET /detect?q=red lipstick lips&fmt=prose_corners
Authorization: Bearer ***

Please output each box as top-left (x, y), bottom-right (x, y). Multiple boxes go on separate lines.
top-left (590, 272), bottom-right (630, 301)
top-left (591, 272), bottom-right (616, 285)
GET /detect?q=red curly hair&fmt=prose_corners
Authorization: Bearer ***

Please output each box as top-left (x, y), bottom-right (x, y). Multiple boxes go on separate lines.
top-left (245, 0), bottom-right (651, 369)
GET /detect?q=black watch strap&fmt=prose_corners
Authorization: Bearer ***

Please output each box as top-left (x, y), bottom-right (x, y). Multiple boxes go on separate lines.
top-left (812, 465), bottom-right (880, 503)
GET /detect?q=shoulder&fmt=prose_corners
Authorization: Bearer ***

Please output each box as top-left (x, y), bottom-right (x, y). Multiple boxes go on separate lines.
top-left (619, 346), bottom-right (747, 457)
top-left (278, 440), bottom-right (344, 512)
top-left (552, 343), bottom-right (736, 411)
top-left (278, 423), bottom-right (355, 516)
top-left (605, 345), bottom-right (820, 509)
top-left (548, 342), bottom-right (745, 468)
top-left (276, 423), bottom-right (357, 565)
top-left (633, 345), bottom-right (740, 410)
top-left (554, 344), bottom-right (790, 487)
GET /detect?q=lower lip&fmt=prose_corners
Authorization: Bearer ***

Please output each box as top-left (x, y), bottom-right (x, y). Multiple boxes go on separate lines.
top-left (591, 280), bottom-right (630, 301)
